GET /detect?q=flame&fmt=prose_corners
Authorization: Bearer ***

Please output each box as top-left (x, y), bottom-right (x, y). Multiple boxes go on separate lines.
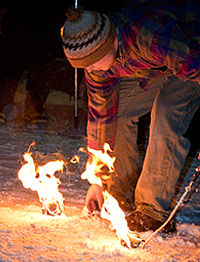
top-left (101, 191), bottom-right (131, 246)
top-left (81, 143), bottom-right (142, 247)
top-left (101, 191), bottom-right (142, 248)
top-left (70, 155), bottom-right (80, 164)
top-left (81, 143), bottom-right (116, 187)
top-left (79, 147), bottom-right (86, 153)
top-left (18, 150), bottom-right (65, 216)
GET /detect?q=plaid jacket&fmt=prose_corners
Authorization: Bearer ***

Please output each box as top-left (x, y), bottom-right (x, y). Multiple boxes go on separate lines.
top-left (85, 0), bottom-right (200, 150)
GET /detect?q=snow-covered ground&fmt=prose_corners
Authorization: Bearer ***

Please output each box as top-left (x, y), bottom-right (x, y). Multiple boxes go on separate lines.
top-left (0, 88), bottom-right (200, 261)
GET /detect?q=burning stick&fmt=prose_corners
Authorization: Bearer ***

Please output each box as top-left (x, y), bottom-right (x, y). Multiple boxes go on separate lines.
top-left (140, 170), bottom-right (200, 248)
top-left (18, 146), bottom-right (65, 216)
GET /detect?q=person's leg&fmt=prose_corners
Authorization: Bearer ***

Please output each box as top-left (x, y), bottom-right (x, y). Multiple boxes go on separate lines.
top-left (0, 75), bottom-right (18, 112)
top-left (109, 76), bottom-right (164, 213)
top-left (135, 74), bottom-right (200, 222)
top-left (25, 68), bottom-right (49, 122)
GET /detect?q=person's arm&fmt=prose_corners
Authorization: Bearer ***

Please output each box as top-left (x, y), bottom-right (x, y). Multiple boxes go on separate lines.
top-left (85, 69), bottom-right (120, 150)
top-left (83, 70), bottom-right (119, 212)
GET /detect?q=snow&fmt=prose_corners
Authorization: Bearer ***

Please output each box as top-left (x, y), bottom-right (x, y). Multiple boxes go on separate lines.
top-left (0, 93), bottom-right (200, 261)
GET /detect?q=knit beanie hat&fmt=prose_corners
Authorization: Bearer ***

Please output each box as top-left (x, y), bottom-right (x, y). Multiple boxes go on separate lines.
top-left (61, 6), bottom-right (117, 68)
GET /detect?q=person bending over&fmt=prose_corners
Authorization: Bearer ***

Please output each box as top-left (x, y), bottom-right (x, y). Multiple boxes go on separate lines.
top-left (61, 1), bottom-right (200, 232)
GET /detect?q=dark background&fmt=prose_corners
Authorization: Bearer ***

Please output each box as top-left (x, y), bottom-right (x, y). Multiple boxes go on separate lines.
top-left (0, 0), bottom-right (199, 151)
top-left (0, 1), bottom-right (121, 115)
top-left (0, 0), bottom-right (118, 78)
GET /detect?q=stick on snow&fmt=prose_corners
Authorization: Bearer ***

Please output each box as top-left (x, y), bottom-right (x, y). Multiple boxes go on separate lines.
top-left (140, 171), bottom-right (200, 248)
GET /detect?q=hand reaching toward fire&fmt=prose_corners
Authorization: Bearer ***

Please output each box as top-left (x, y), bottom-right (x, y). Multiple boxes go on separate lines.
top-left (85, 184), bottom-right (104, 213)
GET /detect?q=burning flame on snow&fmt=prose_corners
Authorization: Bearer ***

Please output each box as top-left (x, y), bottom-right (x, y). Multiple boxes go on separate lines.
top-left (81, 143), bottom-right (143, 248)
top-left (18, 149), bottom-right (65, 216)
top-left (18, 142), bottom-right (143, 247)
top-left (101, 191), bottom-right (143, 248)
top-left (81, 143), bottom-right (116, 187)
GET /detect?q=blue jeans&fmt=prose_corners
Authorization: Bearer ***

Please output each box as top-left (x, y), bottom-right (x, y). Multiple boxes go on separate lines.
top-left (112, 73), bottom-right (200, 221)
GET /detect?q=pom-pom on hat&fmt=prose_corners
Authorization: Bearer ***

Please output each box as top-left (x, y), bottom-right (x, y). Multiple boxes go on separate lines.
top-left (61, 6), bottom-right (117, 68)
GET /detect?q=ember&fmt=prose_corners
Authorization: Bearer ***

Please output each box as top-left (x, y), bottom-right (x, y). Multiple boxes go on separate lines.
top-left (18, 146), bottom-right (65, 216)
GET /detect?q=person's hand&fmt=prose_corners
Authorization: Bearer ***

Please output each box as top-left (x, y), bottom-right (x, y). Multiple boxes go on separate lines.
top-left (85, 184), bottom-right (104, 213)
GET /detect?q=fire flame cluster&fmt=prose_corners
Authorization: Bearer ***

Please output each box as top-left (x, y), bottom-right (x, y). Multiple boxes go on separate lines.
top-left (81, 143), bottom-right (142, 248)
top-left (18, 152), bottom-right (65, 216)
top-left (18, 143), bottom-right (142, 247)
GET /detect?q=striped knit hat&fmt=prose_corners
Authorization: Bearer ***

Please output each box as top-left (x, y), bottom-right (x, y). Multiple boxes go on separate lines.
top-left (61, 6), bottom-right (117, 68)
